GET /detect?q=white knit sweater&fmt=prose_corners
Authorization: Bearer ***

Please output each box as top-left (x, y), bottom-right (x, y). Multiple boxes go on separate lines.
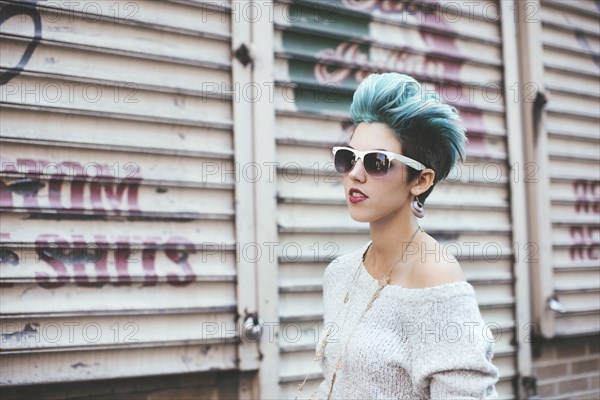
top-left (314, 240), bottom-right (499, 399)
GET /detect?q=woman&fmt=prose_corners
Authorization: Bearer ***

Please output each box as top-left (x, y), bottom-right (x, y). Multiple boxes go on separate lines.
top-left (296, 73), bottom-right (499, 399)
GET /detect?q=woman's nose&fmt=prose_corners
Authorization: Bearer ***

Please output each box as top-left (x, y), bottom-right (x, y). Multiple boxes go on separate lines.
top-left (348, 158), bottom-right (366, 181)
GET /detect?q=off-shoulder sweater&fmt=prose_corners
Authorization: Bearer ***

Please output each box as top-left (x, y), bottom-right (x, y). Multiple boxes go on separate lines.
top-left (314, 240), bottom-right (499, 399)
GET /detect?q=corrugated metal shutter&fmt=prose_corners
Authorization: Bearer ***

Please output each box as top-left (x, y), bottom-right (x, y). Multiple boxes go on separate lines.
top-left (1, 0), bottom-right (239, 384)
top-left (273, 0), bottom-right (517, 398)
top-left (539, 0), bottom-right (600, 336)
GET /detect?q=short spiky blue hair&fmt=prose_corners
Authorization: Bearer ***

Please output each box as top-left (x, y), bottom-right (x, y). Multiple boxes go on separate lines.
top-left (349, 72), bottom-right (468, 203)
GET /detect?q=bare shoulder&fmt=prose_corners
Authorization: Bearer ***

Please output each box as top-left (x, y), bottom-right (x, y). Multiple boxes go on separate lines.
top-left (407, 250), bottom-right (467, 289)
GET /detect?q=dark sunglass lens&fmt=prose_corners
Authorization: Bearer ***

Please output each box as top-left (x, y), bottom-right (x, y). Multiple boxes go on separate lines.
top-left (364, 152), bottom-right (390, 176)
top-left (334, 149), bottom-right (355, 173)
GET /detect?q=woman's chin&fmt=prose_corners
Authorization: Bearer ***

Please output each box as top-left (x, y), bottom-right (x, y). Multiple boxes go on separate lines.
top-left (348, 211), bottom-right (374, 223)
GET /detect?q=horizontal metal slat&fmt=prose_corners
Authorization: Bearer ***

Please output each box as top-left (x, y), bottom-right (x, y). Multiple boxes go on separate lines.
top-left (279, 332), bottom-right (517, 359)
top-left (1, 142), bottom-right (235, 187)
top-left (274, 251), bottom-right (515, 264)
top-left (548, 129), bottom-right (600, 143)
top-left (274, 110), bottom-right (507, 143)
top-left (275, 109), bottom-right (507, 142)
top-left (27, 0), bottom-right (233, 38)
top-left (0, 108), bottom-right (233, 156)
top-left (276, 144), bottom-right (510, 180)
top-left (273, 78), bottom-right (506, 116)
top-left (279, 262), bottom-right (521, 304)
top-left (278, 349), bottom-right (516, 393)
top-left (550, 203), bottom-right (599, 222)
top-left (274, 166), bottom-right (510, 189)
top-left (550, 290), bottom-right (600, 315)
top-left (549, 175), bottom-right (600, 185)
top-left (278, 197), bottom-right (509, 212)
top-left (2, 213), bottom-right (235, 246)
top-left (0, 342), bottom-right (237, 385)
top-left (548, 158), bottom-right (600, 179)
top-left (1, 234), bottom-right (237, 282)
top-left (278, 277), bottom-right (514, 294)
top-left (544, 67), bottom-right (600, 96)
top-left (0, 275), bottom-right (237, 285)
top-left (273, 1), bottom-right (504, 73)
top-left (279, 0), bottom-right (502, 45)
top-left (275, 232), bottom-right (514, 257)
top-left (0, 306), bottom-right (238, 320)
top-left (543, 63), bottom-right (600, 81)
top-left (549, 151), bottom-right (600, 164)
top-left (273, 89), bottom-right (507, 129)
top-left (281, 377), bottom-right (526, 400)
top-left (543, 41), bottom-right (600, 59)
top-left (274, 137), bottom-right (509, 168)
top-left (1, 209), bottom-right (233, 223)
top-left (273, 55), bottom-right (502, 94)
top-left (545, 84), bottom-right (600, 101)
top-left (277, 164), bottom-right (510, 211)
top-left (554, 287), bottom-right (600, 295)
top-left (278, 204), bottom-right (511, 233)
top-left (0, 241), bottom-right (237, 252)
top-left (554, 279), bottom-right (600, 292)
top-left (1, 312), bottom-right (239, 352)
top-left (0, 33), bottom-right (230, 71)
top-left (279, 301), bottom-right (516, 325)
top-left (1, 248), bottom-right (237, 284)
top-left (0, 3), bottom-right (232, 65)
top-left (0, 136), bottom-right (233, 160)
top-left (542, 51), bottom-right (600, 78)
top-left (541, 20), bottom-right (600, 50)
top-left (0, 103), bottom-right (233, 130)
top-left (274, 24), bottom-right (501, 70)
top-left (1, 176), bottom-right (234, 219)
top-left (553, 263), bottom-right (600, 271)
top-left (277, 225), bottom-right (513, 236)
top-left (0, 337), bottom-right (238, 355)
top-left (0, 281), bottom-right (236, 315)
top-left (543, 90), bottom-right (600, 121)
top-left (0, 75), bottom-right (232, 126)
top-left (541, 0), bottom-right (600, 20)
top-left (280, 292), bottom-right (515, 322)
top-left (0, 40), bottom-right (232, 95)
top-left (551, 222), bottom-right (599, 234)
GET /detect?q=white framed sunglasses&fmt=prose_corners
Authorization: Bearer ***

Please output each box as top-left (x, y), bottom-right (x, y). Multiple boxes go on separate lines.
top-left (332, 146), bottom-right (427, 176)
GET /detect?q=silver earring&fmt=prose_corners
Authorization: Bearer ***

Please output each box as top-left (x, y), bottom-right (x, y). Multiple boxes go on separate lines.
top-left (411, 195), bottom-right (424, 218)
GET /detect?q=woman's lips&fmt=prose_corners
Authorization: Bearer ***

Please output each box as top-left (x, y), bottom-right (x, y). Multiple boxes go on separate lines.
top-left (349, 188), bottom-right (368, 203)
top-left (349, 195), bottom-right (368, 204)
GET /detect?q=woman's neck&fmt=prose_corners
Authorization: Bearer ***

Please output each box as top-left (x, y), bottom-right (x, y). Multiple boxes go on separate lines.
top-left (366, 210), bottom-right (423, 275)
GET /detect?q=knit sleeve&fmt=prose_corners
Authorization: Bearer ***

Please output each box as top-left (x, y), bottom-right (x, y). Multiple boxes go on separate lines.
top-left (405, 289), bottom-right (499, 399)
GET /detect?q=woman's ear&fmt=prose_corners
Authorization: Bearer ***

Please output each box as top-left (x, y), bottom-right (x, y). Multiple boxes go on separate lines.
top-left (411, 168), bottom-right (435, 197)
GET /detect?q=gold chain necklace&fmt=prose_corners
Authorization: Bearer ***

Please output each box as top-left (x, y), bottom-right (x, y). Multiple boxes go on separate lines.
top-left (295, 225), bottom-right (424, 400)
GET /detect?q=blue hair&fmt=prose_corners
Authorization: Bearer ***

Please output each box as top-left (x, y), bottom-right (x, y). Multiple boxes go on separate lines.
top-left (349, 73), bottom-right (468, 202)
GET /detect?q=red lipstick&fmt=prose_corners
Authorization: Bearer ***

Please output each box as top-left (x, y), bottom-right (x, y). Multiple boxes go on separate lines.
top-left (349, 188), bottom-right (368, 204)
